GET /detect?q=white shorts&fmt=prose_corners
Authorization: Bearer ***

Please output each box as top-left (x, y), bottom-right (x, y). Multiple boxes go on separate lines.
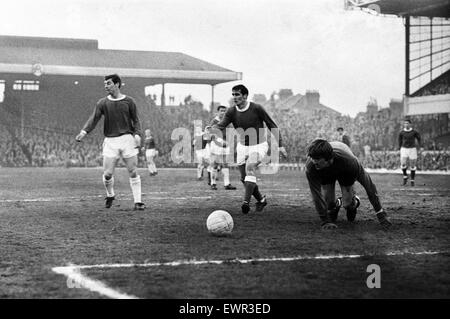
top-left (195, 147), bottom-right (210, 163)
top-left (400, 147), bottom-right (417, 160)
top-left (103, 134), bottom-right (138, 159)
top-left (145, 149), bottom-right (157, 159)
top-left (210, 143), bottom-right (230, 156)
top-left (236, 141), bottom-right (269, 166)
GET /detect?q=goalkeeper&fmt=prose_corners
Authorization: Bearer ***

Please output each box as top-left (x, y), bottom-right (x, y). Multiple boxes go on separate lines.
top-left (305, 139), bottom-right (392, 230)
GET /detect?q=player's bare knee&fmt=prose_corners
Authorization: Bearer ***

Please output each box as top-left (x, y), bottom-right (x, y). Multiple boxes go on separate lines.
top-left (127, 167), bottom-right (137, 178)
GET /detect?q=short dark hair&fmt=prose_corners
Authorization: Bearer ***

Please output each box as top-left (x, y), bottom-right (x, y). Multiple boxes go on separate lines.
top-left (307, 139), bottom-right (334, 160)
top-left (337, 127), bottom-right (344, 132)
top-left (404, 118), bottom-right (411, 124)
top-left (217, 105), bottom-right (227, 111)
top-left (105, 74), bottom-right (122, 88)
top-left (232, 84), bottom-right (249, 96)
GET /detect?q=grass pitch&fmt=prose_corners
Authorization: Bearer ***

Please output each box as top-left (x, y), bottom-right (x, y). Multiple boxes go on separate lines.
top-left (0, 167), bottom-right (449, 298)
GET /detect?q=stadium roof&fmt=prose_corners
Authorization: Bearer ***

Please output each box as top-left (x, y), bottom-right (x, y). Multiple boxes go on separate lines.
top-left (264, 92), bottom-right (341, 115)
top-left (0, 35), bottom-right (242, 85)
top-left (350, 0), bottom-right (450, 18)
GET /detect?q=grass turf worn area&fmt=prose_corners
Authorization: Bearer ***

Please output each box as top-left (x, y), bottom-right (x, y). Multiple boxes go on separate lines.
top-left (0, 167), bottom-right (449, 298)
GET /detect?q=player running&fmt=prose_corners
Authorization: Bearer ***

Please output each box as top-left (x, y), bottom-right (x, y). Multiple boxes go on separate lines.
top-left (207, 105), bottom-right (237, 191)
top-left (305, 139), bottom-right (392, 230)
top-left (212, 84), bottom-right (287, 214)
top-left (193, 125), bottom-right (212, 183)
top-left (75, 74), bottom-right (145, 211)
top-left (398, 118), bottom-right (421, 186)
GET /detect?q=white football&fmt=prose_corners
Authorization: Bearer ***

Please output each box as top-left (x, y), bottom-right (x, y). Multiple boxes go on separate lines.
top-left (206, 210), bottom-right (234, 236)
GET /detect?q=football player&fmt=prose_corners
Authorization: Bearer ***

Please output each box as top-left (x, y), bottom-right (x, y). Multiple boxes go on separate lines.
top-left (192, 126), bottom-right (212, 183)
top-left (208, 105), bottom-right (237, 191)
top-left (305, 139), bottom-right (391, 230)
top-left (212, 84), bottom-right (286, 214)
top-left (143, 129), bottom-right (158, 176)
top-left (76, 74), bottom-right (145, 210)
top-left (398, 119), bottom-right (421, 186)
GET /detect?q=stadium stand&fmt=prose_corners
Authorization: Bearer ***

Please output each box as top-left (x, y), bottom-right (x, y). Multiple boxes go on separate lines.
top-left (1, 89), bottom-right (448, 171)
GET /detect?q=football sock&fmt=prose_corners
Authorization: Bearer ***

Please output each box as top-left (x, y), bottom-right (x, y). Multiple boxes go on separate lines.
top-left (103, 175), bottom-right (115, 198)
top-left (129, 175), bottom-right (142, 203)
top-left (222, 168), bottom-right (230, 186)
top-left (147, 163), bottom-right (152, 173)
top-left (211, 168), bottom-right (217, 185)
top-left (197, 164), bottom-right (203, 178)
top-left (411, 169), bottom-right (416, 181)
top-left (244, 175), bottom-right (257, 203)
top-left (238, 164), bottom-right (246, 184)
top-left (402, 168), bottom-right (407, 177)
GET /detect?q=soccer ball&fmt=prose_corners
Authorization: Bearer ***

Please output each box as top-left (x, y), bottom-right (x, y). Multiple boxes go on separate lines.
top-left (206, 210), bottom-right (233, 236)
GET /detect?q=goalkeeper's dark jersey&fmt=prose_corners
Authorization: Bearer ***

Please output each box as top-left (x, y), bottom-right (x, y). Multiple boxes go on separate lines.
top-left (306, 142), bottom-right (360, 187)
top-left (398, 129), bottom-right (421, 149)
top-left (82, 95), bottom-right (142, 138)
top-left (305, 141), bottom-right (382, 222)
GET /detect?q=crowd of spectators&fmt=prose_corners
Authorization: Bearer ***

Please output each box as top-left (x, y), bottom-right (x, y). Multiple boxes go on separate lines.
top-left (0, 94), bottom-right (449, 171)
top-left (413, 71), bottom-right (450, 97)
top-left (0, 125), bottom-right (103, 167)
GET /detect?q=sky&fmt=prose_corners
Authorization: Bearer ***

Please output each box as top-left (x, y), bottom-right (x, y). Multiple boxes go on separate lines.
top-left (0, 0), bottom-right (405, 116)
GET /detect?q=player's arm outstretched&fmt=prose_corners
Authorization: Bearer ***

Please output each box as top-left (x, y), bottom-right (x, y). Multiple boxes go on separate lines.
top-left (76, 100), bottom-right (103, 142)
top-left (210, 109), bottom-right (233, 144)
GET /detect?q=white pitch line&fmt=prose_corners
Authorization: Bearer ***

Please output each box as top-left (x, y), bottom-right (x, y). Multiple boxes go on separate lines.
top-left (52, 265), bottom-right (138, 299)
top-left (52, 250), bottom-right (447, 299)
top-left (391, 188), bottom-right (447, 191)
top-left (73, 250), bottom-right (447, 270)
top-left (0, 194), bottom-right (212, 203)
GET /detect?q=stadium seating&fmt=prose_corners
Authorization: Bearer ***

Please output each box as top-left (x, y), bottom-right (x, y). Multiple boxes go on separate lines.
top-left (0, 94), bottom-right (448, 170)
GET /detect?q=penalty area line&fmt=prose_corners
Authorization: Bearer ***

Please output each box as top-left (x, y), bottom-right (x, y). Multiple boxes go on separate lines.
top-left (52, 265), bottom-right (138, 299)
top-left (73, 250), bottom-right (447, 270)
top-left (52, 250), bottom-right (447, 299)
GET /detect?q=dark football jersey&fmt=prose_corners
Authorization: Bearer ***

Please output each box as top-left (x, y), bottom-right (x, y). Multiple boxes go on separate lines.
top-left (306, 142), bottom-right (359, 186)
top-left (214, 102), bottom-right (282, 146)
top-left (82, 95), bottom-right (142, 138)
top-left (398, 129), bottom-right (421, 149)
top-left (144, 136), bottom-right (156, 149)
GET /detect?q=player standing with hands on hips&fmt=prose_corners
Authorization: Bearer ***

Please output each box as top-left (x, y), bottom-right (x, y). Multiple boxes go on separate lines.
top-left (75, 74), bottom-right (146, 210)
